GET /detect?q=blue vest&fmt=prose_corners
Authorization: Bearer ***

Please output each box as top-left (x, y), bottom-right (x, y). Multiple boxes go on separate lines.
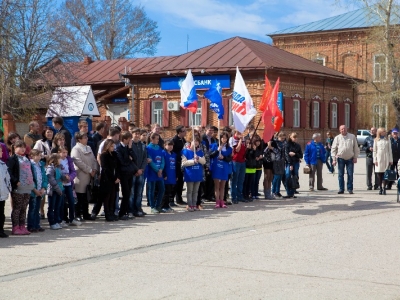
top-left (182, 148), bottom-right (204, 182)
top-left (210, 143), bottom-right (232, 180)
top-left (146, 145), bottom-right (164, 182)
top-left (163, 150), bottom-right (177, 185)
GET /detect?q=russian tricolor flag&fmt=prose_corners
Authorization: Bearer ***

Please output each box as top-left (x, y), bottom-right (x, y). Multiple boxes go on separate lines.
top-left (180, 69), bottom-right (198, 113)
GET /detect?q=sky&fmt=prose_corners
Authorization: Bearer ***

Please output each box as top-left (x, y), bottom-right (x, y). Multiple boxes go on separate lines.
top-left (141, 0), bottom-right (354, 57)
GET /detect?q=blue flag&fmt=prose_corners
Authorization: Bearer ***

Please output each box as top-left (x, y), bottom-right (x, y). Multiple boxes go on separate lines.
top-left (204, 80), bottom-right (224, 120)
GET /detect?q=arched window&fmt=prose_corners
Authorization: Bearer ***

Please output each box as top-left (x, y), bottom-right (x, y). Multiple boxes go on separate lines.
top-left (344, 103), bottom-right (350, 128)
top-left (293, 100), bottom-right (300, 127)
top-left (313, 101), bottom-right (320, 128)
top-left (331, 102), bottom-right (337, 128)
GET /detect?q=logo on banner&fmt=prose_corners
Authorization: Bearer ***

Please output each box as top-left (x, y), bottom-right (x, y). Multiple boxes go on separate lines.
top-left (231, 91), bottom-right (246, 116)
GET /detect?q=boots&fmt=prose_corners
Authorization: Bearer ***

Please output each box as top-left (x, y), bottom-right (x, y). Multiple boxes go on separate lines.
top-left (19, 225), bottom-right (31, 235)
top-left (383, 187), bottom-right (387, 195)
top-left (379, 187), bottom-right (383, 195)
top-left (264, 189), bottom-right (268, 199)
top-left (265, 188), bottom-right (274, 200)
top-left (219, 200), bottom-right (227, 208)
top-left (12, 226), bottom-right (22, 235)
top-left (105, 213), bottom-right (114, 222)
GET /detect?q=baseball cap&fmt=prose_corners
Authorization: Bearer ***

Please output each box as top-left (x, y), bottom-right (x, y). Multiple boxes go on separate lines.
top-left (392, 128), bottom-right (399, 133)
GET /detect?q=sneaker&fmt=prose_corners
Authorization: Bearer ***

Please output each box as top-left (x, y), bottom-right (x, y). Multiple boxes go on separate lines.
top-left (100, 211), bottom-right (105, 216)
top-left (70, 219), bottom-right (82, 226)
top-left (119, 215), bottom-right (130, 221)
top-left (38, 227), bottom-right (45, 232)
top-left (151, 208), bottom-right (160, 214)
top-left (169, 202), bottom-right (177, 207)
top-left (134, 212), bottom-right (144, 217)
top-left (0, 231), bottom-right (8, 238)
top-left (309, 188), bottom-right (314, 192)
top-left (276, 193), bottom-right (283, 197)
top-left (128, 213), bottom-right (135, 219)
top-left (50, 224), bottom-right (60, 230)
top-left (187, 206), bottom-right (194, 212)
top-left (161, 208), bottom-right (168, 213)
top-left (60, 221), bottom-right (69, 228)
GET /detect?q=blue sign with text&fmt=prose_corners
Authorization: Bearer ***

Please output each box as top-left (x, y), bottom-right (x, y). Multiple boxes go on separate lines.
top-left (112, 98), bottom-right (128, 104)
top-left (161, 75), bottom-right (230, 90)
top-left (277, 92), bottom-right (283, 112)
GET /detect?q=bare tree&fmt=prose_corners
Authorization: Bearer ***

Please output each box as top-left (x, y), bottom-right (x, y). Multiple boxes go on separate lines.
top-left (0, 0), bottom-right (86, 119)
top-left (51, 0), bottom-right (161, 60)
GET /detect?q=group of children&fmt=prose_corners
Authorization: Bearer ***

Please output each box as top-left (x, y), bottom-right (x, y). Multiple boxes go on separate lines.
top-left (0, 121), bottom-right (278, 239)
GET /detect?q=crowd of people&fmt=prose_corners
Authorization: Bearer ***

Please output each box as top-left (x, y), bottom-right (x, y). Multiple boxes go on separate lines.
top-left (0, 116), bottom-right (397, 238)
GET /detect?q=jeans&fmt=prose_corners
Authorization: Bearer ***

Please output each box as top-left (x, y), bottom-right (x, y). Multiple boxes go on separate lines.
top-left (253, 169), bottom-right (262, 196)
top-left (272, 175), bottom-right (282, 194)
top-left (129, 174), bottom-right (145, 214)
top-left (27, 195), bottom-right (42, 230)
top-left (148, 180), bottom-right (165, 209)
top-left (48, 193), bottom-right (62, 226)
top-left (337, 158), bottom-right (354, 192)
top-left (285, 162), bottom-right (299, 196)
top-left (231, 161), bottom-right (246, 201)
top-left (243, 173), bottom-right (255, 198)
top-left (63, 185), bottom-right (75, 223)
top-left (325, 151), bottom-right (334, 173)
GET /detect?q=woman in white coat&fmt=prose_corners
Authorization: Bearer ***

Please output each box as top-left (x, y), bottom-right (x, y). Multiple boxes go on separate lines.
top-left (373, 127), bottom-right (393, 195)
top-left (71, 132), bottom-right (98, 220)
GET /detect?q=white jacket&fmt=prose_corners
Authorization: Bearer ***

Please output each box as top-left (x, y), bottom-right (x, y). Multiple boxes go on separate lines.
top-left (0, 161), bottom-right (11, 201)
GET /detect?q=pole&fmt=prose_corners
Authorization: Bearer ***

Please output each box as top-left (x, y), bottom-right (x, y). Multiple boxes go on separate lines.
top-left (191, 111), bottom-right (195, 152)
top-left (250, 117), bottom-right (262, 144)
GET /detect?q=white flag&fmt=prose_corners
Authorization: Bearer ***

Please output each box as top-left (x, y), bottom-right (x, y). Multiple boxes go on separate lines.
top-left (232, 67), bottom-right (257, 133)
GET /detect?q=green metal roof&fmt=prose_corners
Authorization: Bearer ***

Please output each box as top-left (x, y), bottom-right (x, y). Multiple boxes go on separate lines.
top-left (269, 7), bottom-right (381, 36)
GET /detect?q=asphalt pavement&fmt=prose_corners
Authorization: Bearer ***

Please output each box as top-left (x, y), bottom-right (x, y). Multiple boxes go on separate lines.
top-left (1, 157), bottom-right (400, 300)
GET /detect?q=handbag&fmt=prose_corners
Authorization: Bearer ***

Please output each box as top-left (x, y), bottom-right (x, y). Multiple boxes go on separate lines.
top-left (384, 167), bottom-right (397, 181)
top-left (272, 160), bottom-right (285, 175)
top-left (292, 175), bottom-right (300, 189)
top-left (303, 165), bottom-right (311, 174)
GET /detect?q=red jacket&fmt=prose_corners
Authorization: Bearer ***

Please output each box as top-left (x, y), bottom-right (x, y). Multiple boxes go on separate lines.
top-left (233, 142), bottom-right (246, 163)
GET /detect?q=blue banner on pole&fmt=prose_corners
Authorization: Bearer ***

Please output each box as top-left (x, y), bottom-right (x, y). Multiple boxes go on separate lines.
top-left (161, 75), bottom-right (230, 91)
top-left (277, 92), bottom-right (283, 111)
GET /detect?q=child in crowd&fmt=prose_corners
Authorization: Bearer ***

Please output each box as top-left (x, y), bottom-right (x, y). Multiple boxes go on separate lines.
top-left (253, 137), bottom-right (264, 199)
top-left (140, 129), bottom-right (148, 145)
top-left (0, 145), bottom-right (11, 238)
top-left (7, 140), bottom-right (34, 235)
top-left (210, 132), bottom-right (232, 208)
top-left (27, 149), bottom-right (48, 233)
top-left (58, 147), bottom-right (80, 226)
top-left (146, 133), bottom-right (165, 214)
top-left (99, 139), bottom-right (120, 221)
top-left (46, 153), bottom-right (65, 230)
top-left (243, 139), bottom-right (257, 201)
top-left (182, 138), bottom-right (206, 212)
top-left (161, 139), bottom-right (176, 213)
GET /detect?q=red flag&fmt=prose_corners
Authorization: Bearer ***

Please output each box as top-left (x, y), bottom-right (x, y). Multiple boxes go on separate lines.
top-left (262, 78), bottom-right (283, 142)
top-left (259, 75), bottom-right (272, 112)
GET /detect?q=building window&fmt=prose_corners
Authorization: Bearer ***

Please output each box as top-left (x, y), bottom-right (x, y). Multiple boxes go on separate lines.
top-left (331, 103), bottom-right (337, 128)
top-left (152, 101), bottom-right (163, 127)
top-left (374, 54), bottom-right (387, 82)
top-left (313, 101), bottom-right (320, 128)
top-left (229, 98), bottom-right (234, 126)
top-left (313, 58), bottom-right (325, 66)
top-left (189, 101), bottom-right (202, 126)
top-left (293, 100), bottom-right (300, 127)
top-left (344, 103), bottom-right (350, 128)
top-left (373, 104), bottom-right (387, 128)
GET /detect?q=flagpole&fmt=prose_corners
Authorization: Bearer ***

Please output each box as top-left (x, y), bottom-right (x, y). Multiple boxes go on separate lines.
top-left (250, 117), bottom-right (262, 144)
top-left (218, 118), bottom-right (221, 156)
top-left (191, 111), bottom-right (195, 153)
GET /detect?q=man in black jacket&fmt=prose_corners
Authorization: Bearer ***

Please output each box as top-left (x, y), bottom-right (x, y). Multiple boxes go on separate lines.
top-left (201, 125), bottom-right (216, 201)
top-left (172, 125), bottom-right (187, 205)
top-left (362, 127), bottom-right (378, 190)
top-left (52, 116), bottom-right (72, 155)
top-left (115, 131), bottom-right (138, 220)
top-left (387, 128), bottom-right (400, 189)
top-left (92, 122), bottom-right (107, 157)
top-left (130, 128), bottom-right (148, 217)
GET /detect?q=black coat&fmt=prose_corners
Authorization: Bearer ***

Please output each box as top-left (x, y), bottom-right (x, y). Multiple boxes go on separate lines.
top-left (245, 148), bottom-right (257, 169)
top-left (115, 143), bottom-right (138, 175)
top-left (172, 135), bottom-right (186, 163)
top-left (391, 137), bottom-right (400, 162)
top-left (285, 141), bottom-right (303, 166)
top-left (202, 134), bottom-right (216, 151)
top-left (58, 126), bottom-right (72, 154)
top-left (100, 151), bottom-right (120, 190)
top-left (6, 155), bottom-right (19, 190)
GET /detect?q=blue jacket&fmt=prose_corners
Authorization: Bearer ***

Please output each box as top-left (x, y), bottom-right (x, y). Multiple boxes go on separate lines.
top-left (146, 143), bottom-right (165, 182)
top-left (304, 141), bottom-right (326, 165)
top-left (163, 150), bottom-right (177, 185)
top-left (30, 161), bottom-right (48, 197)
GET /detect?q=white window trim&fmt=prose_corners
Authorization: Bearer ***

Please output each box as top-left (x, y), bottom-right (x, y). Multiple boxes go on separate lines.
top-left (373, 54), bottom-right (387, 82)
top-left (152, 101), bottom-right (163, 127)
top-left (313, 101), bottom-right (320, 128)
top-left (313, 57), bottom-right (326, 66)
top-left (331, 102), bottom-right (337, 128)
top-left (293, 100), bottom-right (300, 128)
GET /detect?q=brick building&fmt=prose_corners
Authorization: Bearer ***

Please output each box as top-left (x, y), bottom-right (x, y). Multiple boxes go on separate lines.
top-left (26, 36), bottom-right (358, 147)
top-left (269, 7), bottom-right (394, 129)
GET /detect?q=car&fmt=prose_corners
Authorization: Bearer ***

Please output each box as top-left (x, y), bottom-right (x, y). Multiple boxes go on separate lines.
top-left (357, 129), bottom-right (371, 146)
